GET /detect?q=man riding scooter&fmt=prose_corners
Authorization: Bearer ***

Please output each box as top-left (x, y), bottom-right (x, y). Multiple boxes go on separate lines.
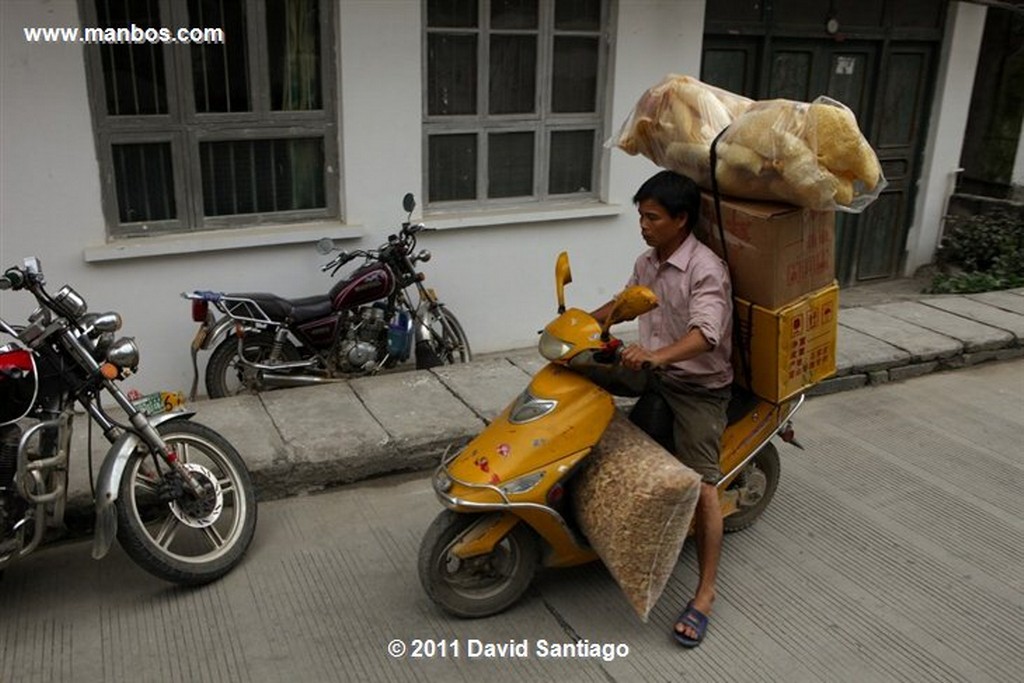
top-left (590, 170), bottom-right (732, 649)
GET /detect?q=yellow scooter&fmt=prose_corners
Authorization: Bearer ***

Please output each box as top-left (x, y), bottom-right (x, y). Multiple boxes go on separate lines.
top-left (418, 253), bottom-right (804, 618)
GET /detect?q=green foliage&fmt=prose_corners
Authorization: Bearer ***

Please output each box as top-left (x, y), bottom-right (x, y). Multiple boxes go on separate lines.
top-left (929, 209), bottom-right (1024, 294)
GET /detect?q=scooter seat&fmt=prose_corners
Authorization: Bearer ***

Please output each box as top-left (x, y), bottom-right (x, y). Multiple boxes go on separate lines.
top-left (229, 293), bottom-right (333, 324)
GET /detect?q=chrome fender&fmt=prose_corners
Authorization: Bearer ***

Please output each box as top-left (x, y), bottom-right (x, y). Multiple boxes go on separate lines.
top-left (198, 316), bottom-right (238, 351)
top-left (91, 411), bottom-right (196, 560)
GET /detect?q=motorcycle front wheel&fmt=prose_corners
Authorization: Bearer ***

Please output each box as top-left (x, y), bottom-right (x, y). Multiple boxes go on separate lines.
top-left (723, 441), bottom-right (780, 533)
top-left (415, 307), bottom-right (472, 370)
top-left (205, 332), bottom-right (300, 399)
top-left (418, 510), bottom-right (537, 618)
top-left (115, 420), bottom-right (257, 585)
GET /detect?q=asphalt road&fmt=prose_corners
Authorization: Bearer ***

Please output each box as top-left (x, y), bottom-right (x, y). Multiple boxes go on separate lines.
top-left (1, 359), bottom-right (1022, 683)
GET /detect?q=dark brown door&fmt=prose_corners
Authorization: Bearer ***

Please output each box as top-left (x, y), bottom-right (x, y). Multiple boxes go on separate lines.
top-left (701, 1), bottom-right (945, 285)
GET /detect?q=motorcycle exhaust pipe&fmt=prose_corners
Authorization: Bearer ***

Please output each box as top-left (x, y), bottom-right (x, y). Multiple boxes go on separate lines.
top-left (259, 373), bottom-right (346, 389)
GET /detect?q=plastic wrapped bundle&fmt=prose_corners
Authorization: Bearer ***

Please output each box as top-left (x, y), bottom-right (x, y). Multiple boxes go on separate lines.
top-left (614, 74), bottom-right (753, 188)
top-left (570, 412), bottom-right (702, 621)
top-left (613, 74), bottom-right (886, 212)
top-left (714, 97), bottom-right (885, 211)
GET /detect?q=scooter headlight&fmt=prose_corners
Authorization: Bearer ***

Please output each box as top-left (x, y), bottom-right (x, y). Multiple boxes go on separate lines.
top-left (433, 467), bottom-right (453, 494)
top-left (508, 390), bottom-right (557, 424)
top-left (538, 330), bottom-right (574, 361)
top-left (501, 470), bottom-right (545, 497)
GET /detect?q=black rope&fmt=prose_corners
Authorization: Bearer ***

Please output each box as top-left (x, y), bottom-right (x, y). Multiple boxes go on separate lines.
top-left (709, 127), bottom-right (753, 391)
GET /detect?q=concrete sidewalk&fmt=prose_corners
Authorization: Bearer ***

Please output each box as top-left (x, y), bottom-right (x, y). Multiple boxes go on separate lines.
top-left (65, 287), bottom-right (1024, 509)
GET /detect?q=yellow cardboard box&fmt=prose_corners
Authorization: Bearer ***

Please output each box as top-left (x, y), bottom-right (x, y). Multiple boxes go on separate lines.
top-left (733, 282), bottom-right (839, 403)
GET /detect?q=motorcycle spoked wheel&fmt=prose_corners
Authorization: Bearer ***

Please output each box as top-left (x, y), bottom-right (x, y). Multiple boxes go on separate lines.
top-left (205, 332), bottom-right (300, 399)
top-left (418, 510), bottom-right (538, 618)
top-left (415, 307), bottom-right (472, 370)
top-left (722, 441), bottom-right (780, 533)
top-left (115, 420), bottom-right (257, 585)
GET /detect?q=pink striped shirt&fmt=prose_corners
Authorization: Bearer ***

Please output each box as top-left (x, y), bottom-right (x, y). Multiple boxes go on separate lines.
top-left (627, 233), bottom-right (734, 389)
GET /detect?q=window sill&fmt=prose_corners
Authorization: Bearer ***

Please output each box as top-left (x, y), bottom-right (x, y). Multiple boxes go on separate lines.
top-left (424, 201), bottom-right (624, 231)
top-left (83, 221), bottom-right (365, 263)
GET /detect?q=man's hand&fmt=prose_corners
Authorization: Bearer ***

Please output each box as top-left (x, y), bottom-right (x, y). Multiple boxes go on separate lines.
top-left (620, 344), bottom-right (660, 371)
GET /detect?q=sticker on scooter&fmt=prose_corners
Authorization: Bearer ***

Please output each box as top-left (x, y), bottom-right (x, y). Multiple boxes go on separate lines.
top-left (497, 443), bottom-right (511, 457)
top-left (474, 456), bottom-right (490, 472)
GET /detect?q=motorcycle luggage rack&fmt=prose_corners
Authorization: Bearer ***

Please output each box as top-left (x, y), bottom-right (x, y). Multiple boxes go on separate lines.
top-left (218, 296), bottom-right (274, 325)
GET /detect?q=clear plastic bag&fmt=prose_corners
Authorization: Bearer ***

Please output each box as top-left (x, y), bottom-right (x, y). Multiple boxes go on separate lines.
top-left (612, 75), bottom-right (886, 212)
top-left (613, 74), bottom-right (752, 189)
top-left (713, 97), bottom-right (886, 212)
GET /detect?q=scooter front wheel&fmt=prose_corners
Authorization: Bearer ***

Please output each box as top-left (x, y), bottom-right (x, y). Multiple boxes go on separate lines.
top-left (418, 510), bottom-right (538, 618)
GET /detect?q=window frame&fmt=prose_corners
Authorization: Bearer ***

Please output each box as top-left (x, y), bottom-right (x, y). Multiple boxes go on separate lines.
top-left (80, 0), bottom-right (340, 239)
top-left (421, 0), bottom-right (611, 212)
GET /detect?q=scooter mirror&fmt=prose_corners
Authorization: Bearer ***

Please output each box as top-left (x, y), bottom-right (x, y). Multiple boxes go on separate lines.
top-left (315, 237), bottom-right (335, 255)
top-left (402, 193), bottom-right (416, 214)
top-left (555, 252), bottom-right (572, 313)
top-left (604, 286), bottom-right (658, 329)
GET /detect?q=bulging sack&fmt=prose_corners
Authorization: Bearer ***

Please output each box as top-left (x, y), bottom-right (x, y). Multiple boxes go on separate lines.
top-left (612, 75), bottom-right (886, 212)
top-left (570, 412), bottom-right (702, 621)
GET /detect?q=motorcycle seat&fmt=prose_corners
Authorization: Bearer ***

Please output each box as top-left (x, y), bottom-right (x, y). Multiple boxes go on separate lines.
top-left (230, 293), bottom-right (333, 324)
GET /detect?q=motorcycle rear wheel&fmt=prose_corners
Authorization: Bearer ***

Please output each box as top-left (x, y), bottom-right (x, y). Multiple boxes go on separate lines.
top-left (205, 332), bottom-right (300, 399)
top-left (723, 441), bottom-right (780, 533)
top-left (115, 420), bottom-right (257, 585)
top-left (418, 510), bottom-right (537, 618)
top-left (415, 307), bottom-right (472, 370)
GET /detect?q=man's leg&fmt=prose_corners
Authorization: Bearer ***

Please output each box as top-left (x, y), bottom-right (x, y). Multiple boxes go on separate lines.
top-left (676, 481), bottom-right (723, 640)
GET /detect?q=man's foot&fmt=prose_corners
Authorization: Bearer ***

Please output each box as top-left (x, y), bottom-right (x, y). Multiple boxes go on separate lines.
top-left (673, 599), bottom-right (711, 648)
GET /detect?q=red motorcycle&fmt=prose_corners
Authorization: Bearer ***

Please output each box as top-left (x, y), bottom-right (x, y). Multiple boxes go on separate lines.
top-left (184, 194), bottom-right (471, 399)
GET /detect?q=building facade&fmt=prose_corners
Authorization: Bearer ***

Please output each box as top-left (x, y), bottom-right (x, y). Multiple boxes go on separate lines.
top-left (0, 1), bottom-right (989, 395)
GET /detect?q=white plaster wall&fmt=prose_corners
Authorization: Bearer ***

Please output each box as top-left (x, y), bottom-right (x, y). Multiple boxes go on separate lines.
top-left (1, 0), bottom-right (706, 396)
top-left (904, 1), bottom-right (987, 276)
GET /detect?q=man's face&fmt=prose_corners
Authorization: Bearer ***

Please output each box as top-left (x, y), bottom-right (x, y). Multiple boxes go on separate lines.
top-left (637, 198), bottom-right (687, 253)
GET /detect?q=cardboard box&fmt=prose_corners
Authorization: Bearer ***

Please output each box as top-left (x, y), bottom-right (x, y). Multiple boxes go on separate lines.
top-left (698, 193), bottom-right (835, 309)
top-left (733, 282), bottom-right (839, 403)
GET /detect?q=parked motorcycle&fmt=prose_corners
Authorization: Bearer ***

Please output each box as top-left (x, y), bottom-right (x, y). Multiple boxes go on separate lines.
top-left (184, 194), bottom-right (471, 399)
top-left (419, 252), bottom-right (804, 617)
top-left (0, 258), bottom-right (256, 584)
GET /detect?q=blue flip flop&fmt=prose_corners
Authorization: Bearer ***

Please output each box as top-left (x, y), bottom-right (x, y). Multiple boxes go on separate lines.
top-left (673, 601), bottom-right (709, 648)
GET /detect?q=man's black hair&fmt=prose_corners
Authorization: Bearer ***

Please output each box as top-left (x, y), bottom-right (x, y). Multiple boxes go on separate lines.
top-left (632, 170), bottom-right (700, 226)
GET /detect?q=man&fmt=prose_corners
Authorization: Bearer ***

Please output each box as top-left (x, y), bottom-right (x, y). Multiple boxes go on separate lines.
top-left (591, 170), bottom-right (733, 648)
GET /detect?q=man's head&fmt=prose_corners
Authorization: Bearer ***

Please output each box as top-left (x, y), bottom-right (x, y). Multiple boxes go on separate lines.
top-left (632, 170), bottom-right (700, 257)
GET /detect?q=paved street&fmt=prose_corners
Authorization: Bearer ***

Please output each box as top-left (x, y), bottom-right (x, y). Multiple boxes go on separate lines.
top-left (2, 359), bottom-right (1023, 683)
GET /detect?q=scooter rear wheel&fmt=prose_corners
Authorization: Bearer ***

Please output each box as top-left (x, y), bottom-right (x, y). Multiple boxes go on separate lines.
top-left (723, 441), bottom-right (780, 533)
top-left (418, 510), bottom-right (538, 618)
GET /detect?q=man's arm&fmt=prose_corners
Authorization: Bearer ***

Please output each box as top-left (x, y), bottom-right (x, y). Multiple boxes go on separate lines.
top-left (620, 327), bottom-right (711, 370)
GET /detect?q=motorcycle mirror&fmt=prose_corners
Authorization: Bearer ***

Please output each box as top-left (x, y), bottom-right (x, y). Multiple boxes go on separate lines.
top-left (315, 237), bottom-right (335, 255)
top-left (402, 193), bottom-right (416, 214)
top-left (555, 251), bottom-right (572, 314)
top-left (603, 286), bottom-right (658, 331)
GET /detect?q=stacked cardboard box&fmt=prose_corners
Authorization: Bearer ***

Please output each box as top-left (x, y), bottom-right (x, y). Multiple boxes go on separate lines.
top-left (697, 192), bottom-right (839, 402)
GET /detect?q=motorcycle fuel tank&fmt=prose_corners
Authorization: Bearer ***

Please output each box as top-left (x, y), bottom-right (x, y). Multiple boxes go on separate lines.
top-left (329, 263), bottom-right (396, 310)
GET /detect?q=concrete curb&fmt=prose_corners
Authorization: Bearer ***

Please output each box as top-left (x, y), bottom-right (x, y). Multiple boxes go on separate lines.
top-left (62, 288), bottom-right (1024, 516)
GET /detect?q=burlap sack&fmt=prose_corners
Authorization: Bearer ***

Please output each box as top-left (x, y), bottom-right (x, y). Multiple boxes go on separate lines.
top-left (570, 412), bottom-right (702, 621)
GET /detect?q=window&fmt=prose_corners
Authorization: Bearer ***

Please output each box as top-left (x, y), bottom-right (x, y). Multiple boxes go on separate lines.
top-left (423, 0), bottom-right (609, 208)
top-left (82, 0), bottom-right (338, 238)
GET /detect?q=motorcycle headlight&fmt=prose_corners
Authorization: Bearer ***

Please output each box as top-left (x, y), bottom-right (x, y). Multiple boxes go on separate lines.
top-left (107, 337), bottom-right (139, 369)
top-left (501, 471), bottom-right (545, 497)
top-left (538, 330), bottom-right (574, 361)
top-left (508, 390), bottom-right (557, 424)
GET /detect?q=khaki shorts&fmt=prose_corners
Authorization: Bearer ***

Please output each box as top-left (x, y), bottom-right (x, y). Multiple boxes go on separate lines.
top-left (653, 374), bottom-right (730, 484)
top-left (582, 364), bottom-right (729, 484)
